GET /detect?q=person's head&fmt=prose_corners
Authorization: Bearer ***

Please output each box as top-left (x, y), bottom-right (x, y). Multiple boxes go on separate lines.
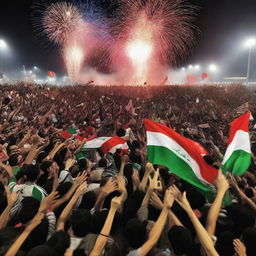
top-left (70, 209), bottom-right (92, 237)
top-left (46, 231), bottom-right (70, 255)
top-left (8, 154), bottom-right (19, 167)
top-left (242, 227), bottom-right (256, 256)
top-left (124, 218), bottom-right (147, 249)
top-left (215, 231), bottom-right (235, 256)
top-left (23, 217), bottom-right (49, 251)
top-left (16, 197), bottom-right (40, 224)
top-left (168, 226), bottom-right (194, 255)
top-left (77, 158), bottom-right (88, 171)
top-left (98, 158), bottom-right (107, 168)
top-left (244, 187), bottom-right (255, 198)
top-left (116, 128), bottom-right (126, 137)
top-left (24, 164), bottom-right (41, 182)
top-left (91, 210), bottom-right (109, 234)
top-left (27, 245), bottom-right (56, 256)
top-left (78, 191), bottom-right (96, 211)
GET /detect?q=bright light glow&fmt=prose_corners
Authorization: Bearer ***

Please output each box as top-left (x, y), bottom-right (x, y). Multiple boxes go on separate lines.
top-left (188, 65), bottom-right (193, 69)
top-left (244, 38), bottom-right (256, 48)
top-left (64, 42), bottom-right (84, 82)
top-left (194, 65), bottom-right (200, 70)
top-left (181, 67), bottom-right (186, 71)
top-left (0, 39), bottom-right (8, 50)
top-left (29, 70), bottom-right (33, 74)
top-left (126, 40), bottom-right (153, 63)
top-left (209, 64), bottom-right (217, 72)
top-left (33, 66), bottom-right (38, 70)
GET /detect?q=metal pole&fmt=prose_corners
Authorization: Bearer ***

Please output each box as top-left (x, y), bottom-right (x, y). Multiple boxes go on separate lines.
top-left (246, 47), bottom-right (252, 86)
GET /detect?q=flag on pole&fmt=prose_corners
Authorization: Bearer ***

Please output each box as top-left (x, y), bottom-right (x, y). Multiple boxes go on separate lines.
top-left (144, 119), bottom-right (218, 194)
top-left (82, 137), bottom-right (128, 154)
top-left (222, 112), bottom-right (251, 176)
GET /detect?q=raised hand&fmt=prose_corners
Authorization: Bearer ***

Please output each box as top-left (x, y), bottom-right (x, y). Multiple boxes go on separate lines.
top-left (110, 196), bottom-right (123, 210)
top-left (74, 171), bottom-right (88, 187)
top-left (215, 170), bottom-right (229, 193)
top-left (65, 159), bottom-right (76, 170)
top-left (170, 185), bottom-right (191, 212)
top-left (150, 192), bottom-right (164, 210)
top-left (116, 175), bottom-right (127, 193)
top-left (164, 188), bottom-right (175, 208)
top-left (233, 239), bottom-right (247, 256)
top-left (39, 191), bottom-right (59, 213)
top-left (76, 182), bottom-right (88, 196)
top-left (145, 162), bottom-right (154, 174)
top-left (148, 168), bottom-right (162, 191)
top-left (102, 179), bottom-right (118, 195)
top-left (5, 186), bottom-right (17, 206)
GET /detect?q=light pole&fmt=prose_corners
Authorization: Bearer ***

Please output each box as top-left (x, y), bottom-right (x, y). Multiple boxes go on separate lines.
top-left (244, 38), bottom-right (256, 86)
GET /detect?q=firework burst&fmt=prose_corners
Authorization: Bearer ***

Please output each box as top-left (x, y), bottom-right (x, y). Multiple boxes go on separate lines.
top-left (111, 0), bottom-right (197, 84)
top-left (42, 2), bottom-right (83, 45)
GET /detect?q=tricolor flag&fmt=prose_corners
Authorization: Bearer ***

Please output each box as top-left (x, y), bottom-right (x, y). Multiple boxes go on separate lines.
top-left (61, 128), bottom-right (77, 139)
top-left (82, 137), bottom-right (128, 154)
top-left (144, 119), bottom-right (218, 194)
top-left (222, 112), bottom-right (251, 176)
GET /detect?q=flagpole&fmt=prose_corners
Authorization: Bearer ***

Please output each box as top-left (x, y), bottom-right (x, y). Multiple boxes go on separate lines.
top-left (246, 47), bottom-right (252, 86)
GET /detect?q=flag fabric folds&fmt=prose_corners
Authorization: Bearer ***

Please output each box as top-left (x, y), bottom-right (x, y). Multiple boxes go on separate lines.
top-left (222, 112), bottom-right (251, 176)
top-left (82, 137), bottom-right (128, 154)
top-left (144, 119), bottom-right (218, 193)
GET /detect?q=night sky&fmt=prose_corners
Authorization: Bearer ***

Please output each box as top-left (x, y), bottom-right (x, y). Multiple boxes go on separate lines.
top-left (1, 0), bottom-right (256, 77)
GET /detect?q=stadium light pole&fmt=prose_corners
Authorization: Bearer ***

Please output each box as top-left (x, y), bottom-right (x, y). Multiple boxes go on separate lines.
top-left (244, 38), bottom-right (256, 86)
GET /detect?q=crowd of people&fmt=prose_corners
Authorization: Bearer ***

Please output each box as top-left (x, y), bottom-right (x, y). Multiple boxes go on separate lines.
top-left (0, 83), bottom-right (255, 256)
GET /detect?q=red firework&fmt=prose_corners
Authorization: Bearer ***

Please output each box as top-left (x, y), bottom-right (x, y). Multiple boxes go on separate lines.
top-left (111, 0), bottom-right (197, 85)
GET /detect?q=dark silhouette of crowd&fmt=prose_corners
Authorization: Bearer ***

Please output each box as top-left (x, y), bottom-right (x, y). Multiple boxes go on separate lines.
top-left (0, 83), bottom-right (255, 256)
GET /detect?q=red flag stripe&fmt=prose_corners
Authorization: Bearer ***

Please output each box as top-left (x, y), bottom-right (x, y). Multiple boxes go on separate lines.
top-left (101, 137), bottom-right (127, 154)
top-left (228, 112), bottom-right (250, 146)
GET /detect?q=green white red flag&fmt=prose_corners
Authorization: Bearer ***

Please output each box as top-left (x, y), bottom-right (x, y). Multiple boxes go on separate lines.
top-left (82, 137), bottom-right (128, 154)
top-left (222, 112), bottom-right (251, 176)
top-left (144, 119), bottom-right (218, 193)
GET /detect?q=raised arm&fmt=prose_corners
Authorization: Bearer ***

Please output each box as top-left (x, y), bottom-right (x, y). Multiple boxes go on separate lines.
top-left (0, 187), bottom-right (17, 229)
top-left (89, 196), bottom-right (123, 256)
top-left (173, 186), bottom-right (219, 256)
top-left (139, 189), bottom-right (174, 256)
top-left (56, 182), bottom-right (88, 231)
top-left (206, 170), bottom-right (229, 237)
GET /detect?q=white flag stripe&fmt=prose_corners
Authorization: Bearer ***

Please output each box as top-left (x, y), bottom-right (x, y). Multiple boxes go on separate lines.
top-left (109, 144), bottom-right (129, 154)
top-left (83, 137), bottom-right (111, 149)
top-left (147, 131), bottom-right (210, 184)
top-left (222, 130), bottom-right (251, 164)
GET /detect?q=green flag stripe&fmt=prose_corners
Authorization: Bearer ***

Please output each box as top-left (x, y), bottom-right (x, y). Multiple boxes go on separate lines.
top-left (147, 145), bottom-right (210, 192)
top-left (66, 128), bottom-right (77, 134)
top-left (222, 150), bottom-right (251, 176)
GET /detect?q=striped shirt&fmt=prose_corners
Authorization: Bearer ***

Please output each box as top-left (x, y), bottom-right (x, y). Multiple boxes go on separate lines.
top-left (8, 177), bottom-right (48, 215)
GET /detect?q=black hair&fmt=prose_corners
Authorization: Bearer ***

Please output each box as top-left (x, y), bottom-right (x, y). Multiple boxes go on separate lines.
top-left (215, 231), bottom-right (235, 256)
top-left (46, 231), bottom-right (70, 255)
top-left (124, 218), bottom-right (147, 249)
top-left (8, 154), bottom-right (19, 167)
top-left (78, 191), bottom-right (96, 211)
top-left (98, 158), bottom-right (107, 168)
top-left (70, 209), bottom-right (92, 237)
top-left (77, 158), bottom-right (88, 171)
top-left (244, 187), bottom-right (254, 198)
top-left (168, 226), bottom-right (194, 255)
top-left (242, 227), bottom-right (256, 256)
top-left (27, 245), bottom-right (56, 256)
top-left (24, 164), bottom-right (41, 182)
top-left (116, 128), bottom-right (126, 137)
